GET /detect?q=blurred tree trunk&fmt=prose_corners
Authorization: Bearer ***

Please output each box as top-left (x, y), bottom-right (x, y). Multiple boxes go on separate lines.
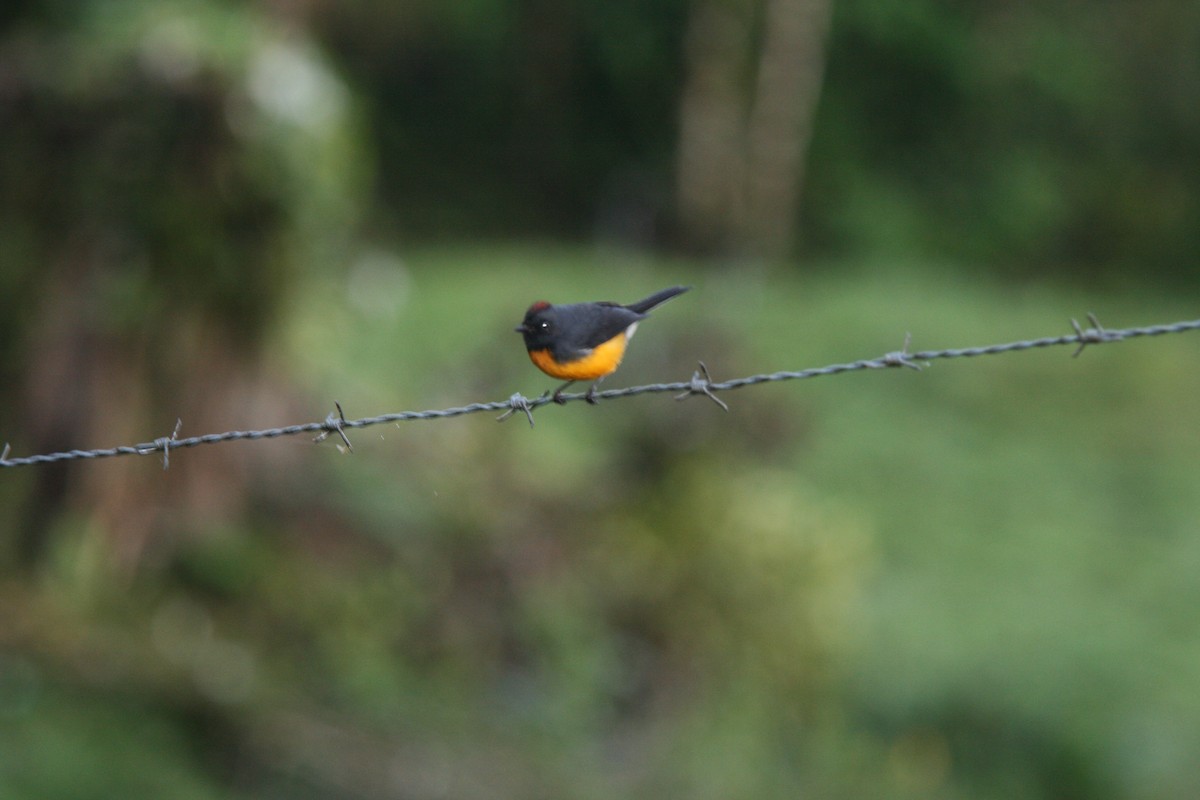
top-left (675, 0), bottom-right (753, 256)
top-left (4, 76), bottom-right (289, 570)
top-left (0, 7), bottom-right (361, 573)
top-left (737, 0), bottom-right (832, 259)
top-left (675, 0), bottom-right (831, 260)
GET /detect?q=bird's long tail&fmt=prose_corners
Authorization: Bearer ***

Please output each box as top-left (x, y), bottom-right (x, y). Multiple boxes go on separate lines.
top-left (625, 285), bottom-right (690, 314)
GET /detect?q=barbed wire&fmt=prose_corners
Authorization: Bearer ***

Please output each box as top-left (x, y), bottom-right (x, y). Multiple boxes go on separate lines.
top-left (2, 314), bottom-right (1198, 470)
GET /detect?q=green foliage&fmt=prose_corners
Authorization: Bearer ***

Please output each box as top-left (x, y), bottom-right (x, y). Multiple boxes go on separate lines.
top-left (315, 0), bottom-right (688, 239)
top-left (3, 0), bottom-right (1200, 795)
top-left (308, 0), bottom-right (1200, 280)
top-left (808, 0), bottom-right (1200, 281)
top-left (12, 248), bottom-right (1199, 798)
top-left (0, 0), bottom-right (365, 343)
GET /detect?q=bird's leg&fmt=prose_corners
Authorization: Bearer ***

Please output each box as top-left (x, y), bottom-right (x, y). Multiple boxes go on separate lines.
top-left (585, 376), bottom-right (605, 405)
top-left (552, 380), bottom-right (575, 404)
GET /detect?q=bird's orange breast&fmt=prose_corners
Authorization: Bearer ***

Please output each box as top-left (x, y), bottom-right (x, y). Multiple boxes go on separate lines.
top-left (527, 332), bottom-right (628, 380)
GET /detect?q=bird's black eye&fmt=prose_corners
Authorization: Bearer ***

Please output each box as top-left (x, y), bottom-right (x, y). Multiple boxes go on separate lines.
top-left (538, 320), bottom-right (551, 331)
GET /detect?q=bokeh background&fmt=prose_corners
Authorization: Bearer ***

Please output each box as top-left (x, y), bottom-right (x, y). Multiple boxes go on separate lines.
top-left (1, 1), bottom-right (1199, 797)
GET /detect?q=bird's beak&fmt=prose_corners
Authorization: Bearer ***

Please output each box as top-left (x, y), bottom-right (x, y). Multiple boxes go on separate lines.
top-left (514, 324), bottom-right (528, 334)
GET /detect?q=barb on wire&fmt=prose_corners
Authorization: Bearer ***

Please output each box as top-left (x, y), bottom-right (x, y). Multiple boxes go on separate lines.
top-left (881, 332), bottom-right (923, 371)
top-left (1071, 312), bottom-right (1118, 357)
top-left (497, 393), bottom-right (537, 427)
top-left (2, 314), bottom-right (1199, 470)
top-left (314, 402), bottom-right (353, 453)
top-left (675, 361), bottom-right (729, 411)
top-left (141, 419), bottom-right (183, 470)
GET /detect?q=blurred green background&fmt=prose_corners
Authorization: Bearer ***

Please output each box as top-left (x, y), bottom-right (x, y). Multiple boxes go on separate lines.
top-left (1, 1), bottom-right (1198, 797)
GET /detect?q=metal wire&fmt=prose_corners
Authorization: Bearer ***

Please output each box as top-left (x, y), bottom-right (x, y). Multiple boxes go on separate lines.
top-left (3, 315), bottom-right (1198, 469)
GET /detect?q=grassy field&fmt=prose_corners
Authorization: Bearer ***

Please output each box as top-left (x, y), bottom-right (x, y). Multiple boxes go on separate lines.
top-left (277, 246), bottom-right (1200, 797)
top-left (5, 246), bottom-right (1198, 798)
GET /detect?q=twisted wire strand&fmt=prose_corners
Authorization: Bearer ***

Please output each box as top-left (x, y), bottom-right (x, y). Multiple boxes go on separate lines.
top-left (3, 316), bottom-right (1198, 469)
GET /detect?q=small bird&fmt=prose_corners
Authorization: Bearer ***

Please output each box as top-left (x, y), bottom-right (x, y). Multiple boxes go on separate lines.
top-left (515, 286), bottom-right (690, 404)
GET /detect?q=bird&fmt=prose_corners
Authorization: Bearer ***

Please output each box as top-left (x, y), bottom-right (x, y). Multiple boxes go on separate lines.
top-left (515, 286), bottom-right (690, 404)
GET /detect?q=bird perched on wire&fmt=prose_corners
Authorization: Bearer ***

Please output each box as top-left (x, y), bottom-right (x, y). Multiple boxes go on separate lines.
top-left (515, 286), bottom-right (690, 404)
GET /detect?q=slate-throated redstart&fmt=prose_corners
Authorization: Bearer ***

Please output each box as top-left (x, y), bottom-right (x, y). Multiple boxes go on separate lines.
top-left (515, 286), bottom-right (690, 403)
